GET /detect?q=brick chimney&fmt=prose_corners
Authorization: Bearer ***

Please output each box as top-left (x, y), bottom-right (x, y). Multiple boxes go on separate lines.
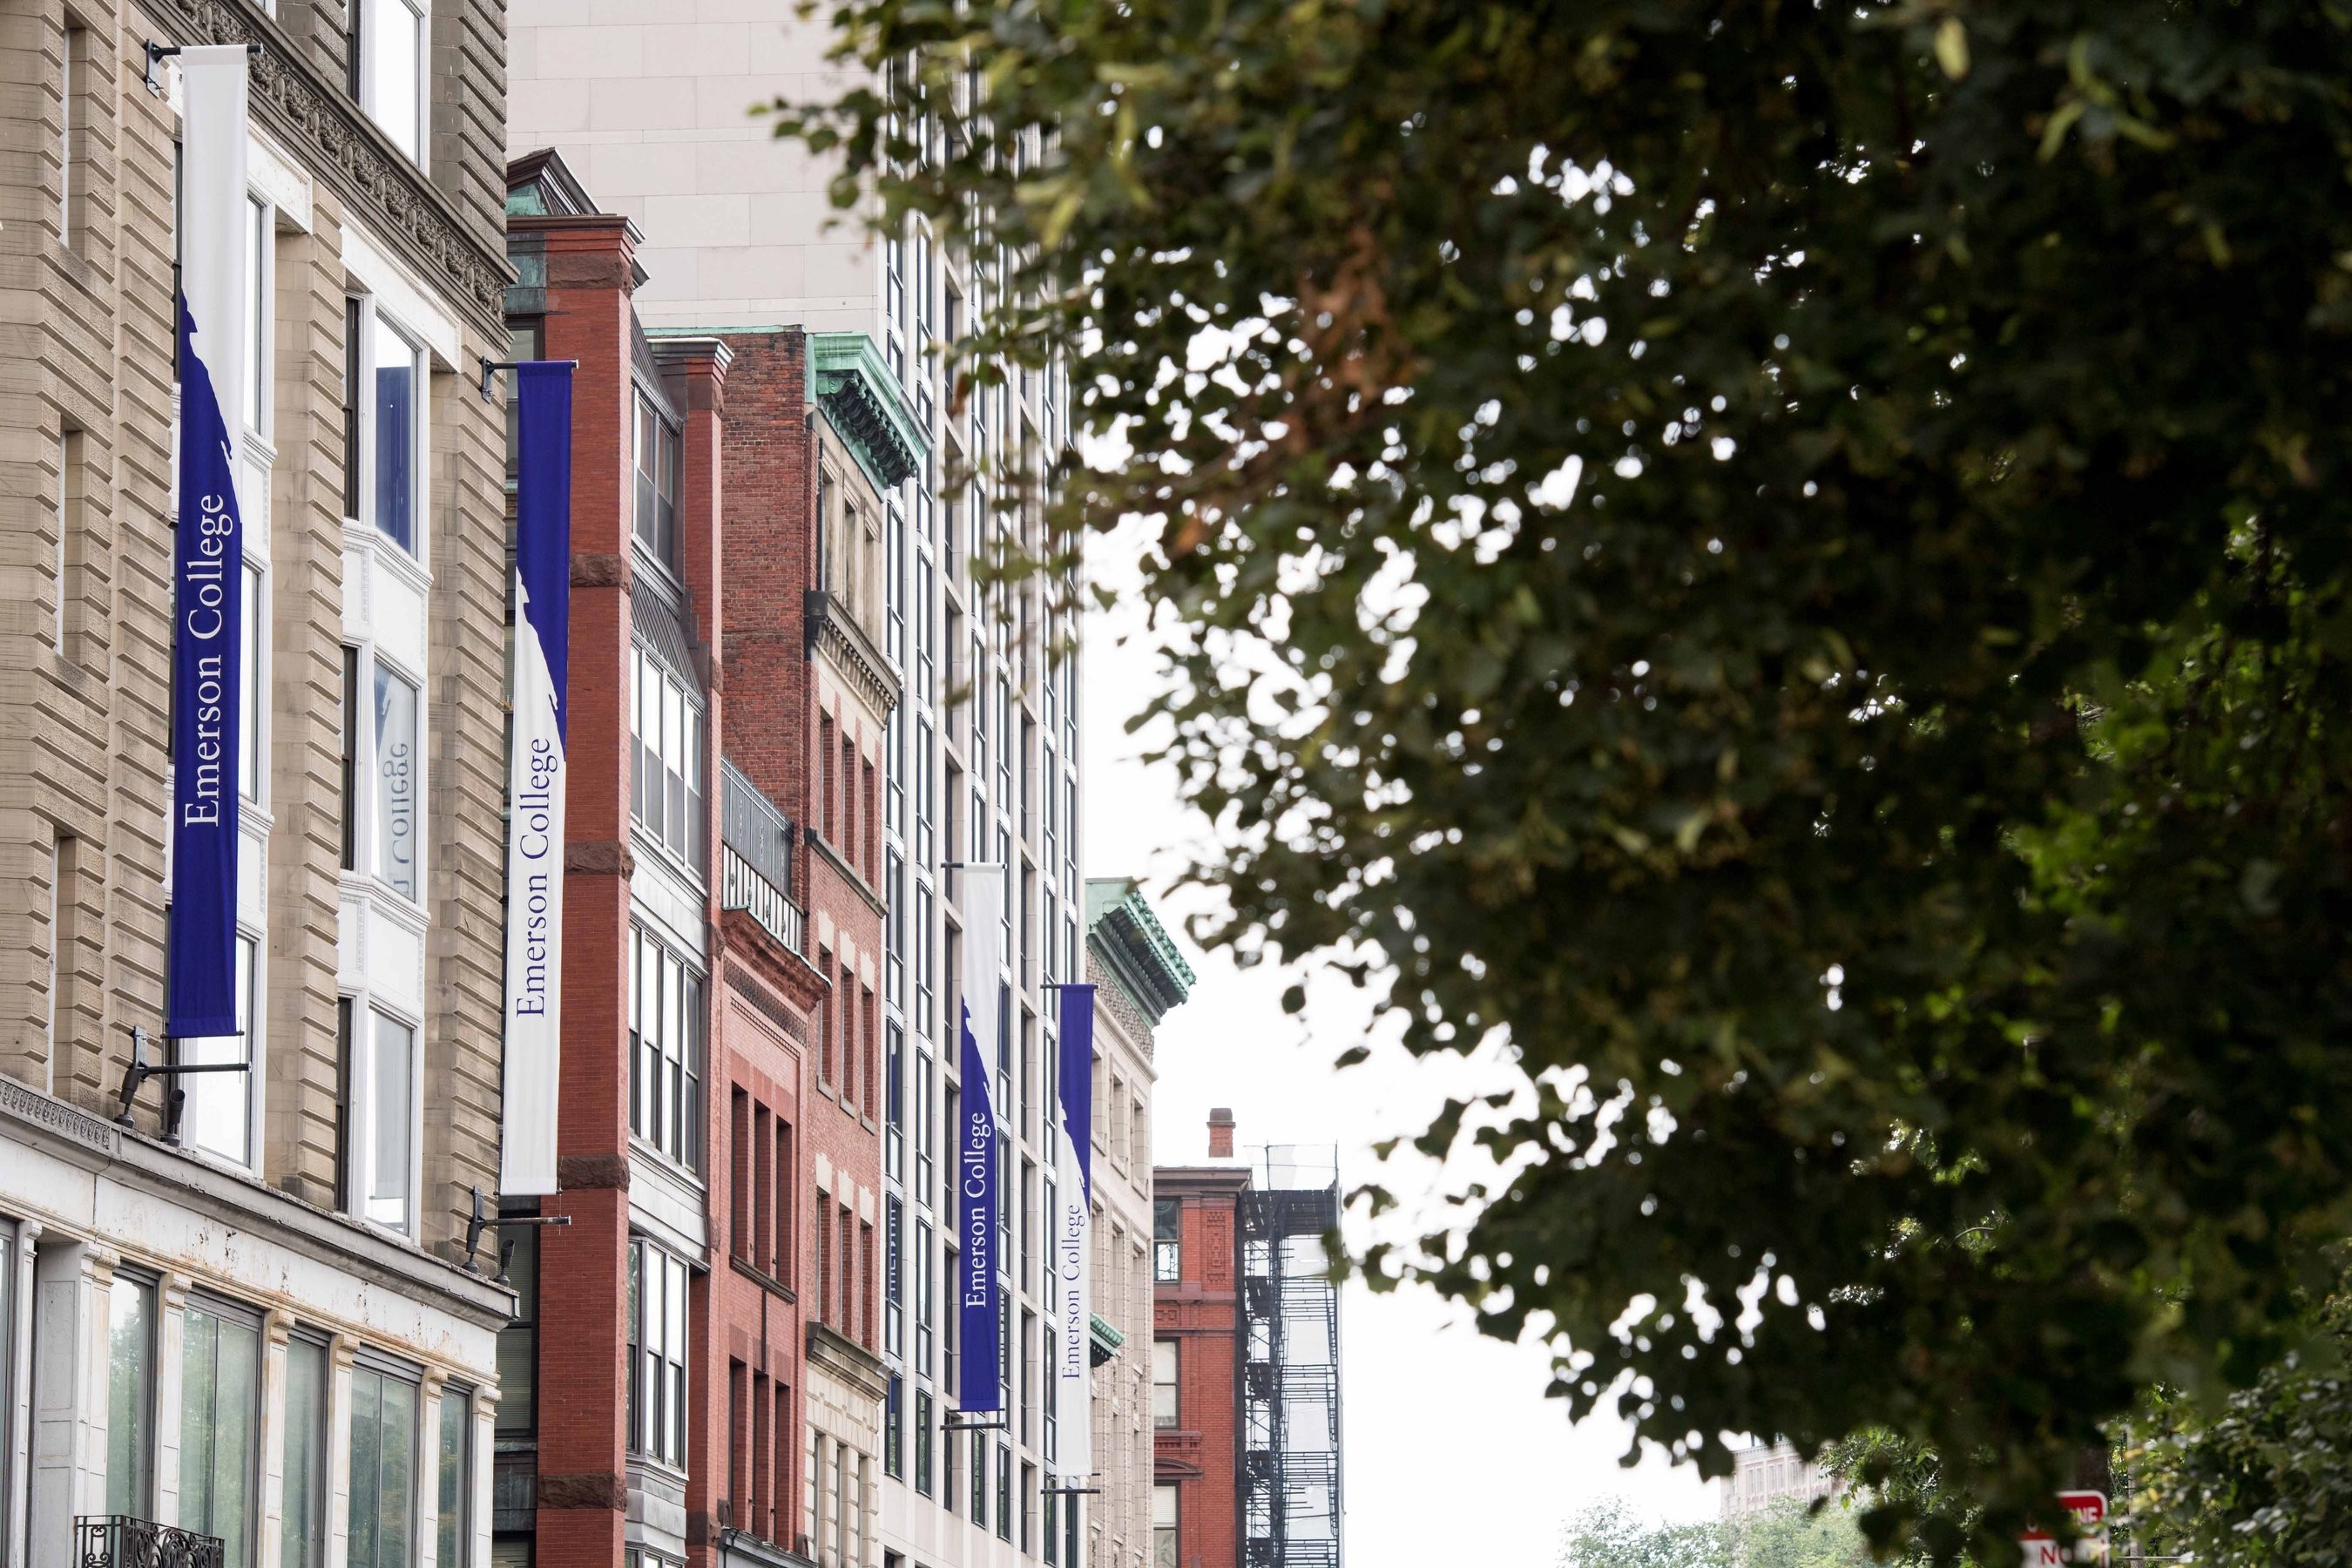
top-left (1208, 1107), bottom-right (1235, 1159)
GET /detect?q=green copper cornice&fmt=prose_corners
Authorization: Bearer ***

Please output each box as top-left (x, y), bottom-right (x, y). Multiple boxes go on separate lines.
top-left (811, 332), bottom-right (927, 491)
top-left (1085, 879), bottom-right (1196, 1025)
top-left (1088, 1313), bottom-right (1125, 1366)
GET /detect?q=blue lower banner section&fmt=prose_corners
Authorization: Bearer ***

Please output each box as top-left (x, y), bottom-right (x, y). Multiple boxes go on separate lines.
top-left (956, 995), bottom-right (1000, 1414)
top-left (166, 295), bottom-right (244, 1039)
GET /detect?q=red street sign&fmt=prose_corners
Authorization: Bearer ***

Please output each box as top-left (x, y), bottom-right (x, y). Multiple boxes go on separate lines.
top-left (2019, 1491), bottom-right (2109, 1568)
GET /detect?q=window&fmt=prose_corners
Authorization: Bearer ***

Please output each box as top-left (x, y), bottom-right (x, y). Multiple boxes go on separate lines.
top-left (105, 1273), bottom-right (155, 1520)
top-left (1154, 1200), bottom-right (1180, 1282)
top-left (182, 931), bottom-right (258, 1165)
top-left (633, 393), bottom-right (680, 567)
top-left (1154, 1484), bottom-right (1179, 1568)
top-left (348, 1009), bottom-right (415, 1232)
top-left (629, 1241), bottom-right (691, 1468)
top-left (245, 197), bottom-right (269, 433)
top-left (240, 558), bottom-right (266, 801)
top-left (915, 1050), bottom-right (936, 1207)
top-left (372, 658), bottom-right (420, 900)
top-left (283, 1336), bottom-right (328, 1568)
top-left (914, 1389), bottom-right (933, 1497)
top-left (995, 1443), bottom-right (1011, 1542)
top-left (886, 1196), bottom-right (904, 1357)
top-left (370, 314), bottom-right (423, 552)
top-left (885, 1374), bottom-right (903, 1479)
top-left (348, 1360), bottom-right (420, 1568)
top-left (437, 1386), bottom-right (472, 1568)
top-left (1152, 1340), bottom-right (1179, 1429)
top-left (629, 927), bottom-right (703, 1170)
top-left (361, 0), bottom-right (426, 162)
top-left (54, 429), bottom-right (79, 658)
top-left (630, 647), bottom-right (706, 869)
top-left (339, 647), bottom-right (361, 869)
top-left (496, 1225), bottom-right (539, 1442)
top-left (342, 300), bottom-right (363, 517)
top-left (180, 1299), bottom-right (261, 1567)
top-left (915, 1217), bottom-right (934, 1375)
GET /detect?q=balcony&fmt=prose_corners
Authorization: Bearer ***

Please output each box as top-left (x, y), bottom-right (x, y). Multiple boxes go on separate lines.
top-left (76, 1516), bottom-right (226, 1568)
top-left (721, 758), bottom-right (804, 956)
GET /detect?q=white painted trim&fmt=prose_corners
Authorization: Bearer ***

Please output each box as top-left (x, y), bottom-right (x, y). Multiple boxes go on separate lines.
top-left (340, 221), bottom-right (461, 372)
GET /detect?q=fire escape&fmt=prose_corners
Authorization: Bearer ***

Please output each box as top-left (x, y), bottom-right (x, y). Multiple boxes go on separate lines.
top-left (1240, 1148), bottom-right (1343, 1568)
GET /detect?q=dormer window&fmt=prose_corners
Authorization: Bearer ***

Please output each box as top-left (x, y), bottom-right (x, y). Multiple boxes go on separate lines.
top-left (634, 391), bottom-right (679, 570)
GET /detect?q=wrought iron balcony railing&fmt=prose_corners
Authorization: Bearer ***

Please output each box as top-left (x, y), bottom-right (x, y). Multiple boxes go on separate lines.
top-left (76, 1515), bottom-right (226, 1568)
top-left (720, 757), bottom-right (804, 956)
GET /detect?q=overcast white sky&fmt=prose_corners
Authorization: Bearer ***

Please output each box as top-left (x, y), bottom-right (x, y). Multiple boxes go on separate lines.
top-left (1079, 520), bottom-right (1716, 1566)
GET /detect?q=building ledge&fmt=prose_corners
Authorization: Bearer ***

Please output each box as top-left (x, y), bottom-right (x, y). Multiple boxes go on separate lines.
top-left (810, 332), bottom-right (927, 490)
top-left (0, 1077), bottom-right (513, 1328)
top-left (807, 1321), bottom-right (891, 1403)
top-left (1089, 1313), bottom-right (1125, 1366)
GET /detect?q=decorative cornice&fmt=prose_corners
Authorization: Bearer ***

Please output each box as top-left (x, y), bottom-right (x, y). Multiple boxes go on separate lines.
top-left (1085, 878), bottom-right (1197, 1024)
top-left (135, 0), bottom-right (512, 340)
top-left (1088, 1312), bottom-right (1125, 1367)
top-left (805, 588), bottom-right (903, 719)
top-left (811, 332), bottom-right (927, 490)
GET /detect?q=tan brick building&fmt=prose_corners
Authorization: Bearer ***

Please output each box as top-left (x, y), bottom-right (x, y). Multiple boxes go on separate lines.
top-left (0, 1), bottom-right (517, 1563)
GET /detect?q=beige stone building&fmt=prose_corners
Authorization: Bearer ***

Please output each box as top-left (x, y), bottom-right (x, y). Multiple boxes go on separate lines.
top-left (0, 0), bottom-right (517, 1563)
top-left (1082, 881), bottom-right (1193, 1568)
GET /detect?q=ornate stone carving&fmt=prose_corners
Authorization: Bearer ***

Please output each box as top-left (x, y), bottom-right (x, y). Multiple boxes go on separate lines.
top-left (135, 0), bottom-right (512, 336)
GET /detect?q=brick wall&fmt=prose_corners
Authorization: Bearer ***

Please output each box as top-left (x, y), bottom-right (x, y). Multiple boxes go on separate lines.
top-left (1156, 1173), bottom-right (1250, 1568)
top-left (524, 210), bottom-right (643, 1568)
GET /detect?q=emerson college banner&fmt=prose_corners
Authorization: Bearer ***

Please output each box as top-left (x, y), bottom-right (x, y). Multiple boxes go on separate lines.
top-left (498, 362), bottom-right (575, 1196)
top-left (166, 45), bottom-right (253, 1041)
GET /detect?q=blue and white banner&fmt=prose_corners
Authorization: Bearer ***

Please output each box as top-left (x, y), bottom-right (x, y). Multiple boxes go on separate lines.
top-left (166, 45), bottom-right (252, 1041)
top-left (1054, 982), bottom-right (1097, 1483)
top-left (956, 864), bottom-right (1005, 1414)
top-left (498, 362), bottom-right (575, 1195)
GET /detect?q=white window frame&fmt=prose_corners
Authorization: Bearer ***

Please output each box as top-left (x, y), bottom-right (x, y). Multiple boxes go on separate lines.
top-left (359, 0), bottom-right (429, 170)
top-left (628, 1239), bottom-right (691, 1470)
top-left (345, 1000), bottom-right (422, 1240)
top-left (354, 302), bottom-right (429, 562)
top-left (627, 924), bottom-right (703, 1174)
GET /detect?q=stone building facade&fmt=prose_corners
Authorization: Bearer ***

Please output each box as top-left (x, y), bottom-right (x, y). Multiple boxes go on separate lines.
top-left (0, 0), bottom-right (517, 1563)
top-left (1081, 882), bottom-right (1193, 1568)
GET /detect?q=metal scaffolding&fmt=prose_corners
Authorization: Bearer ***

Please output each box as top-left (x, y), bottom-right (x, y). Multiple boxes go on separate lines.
top-left (1240, 1146), bottom-right (1343, 1568)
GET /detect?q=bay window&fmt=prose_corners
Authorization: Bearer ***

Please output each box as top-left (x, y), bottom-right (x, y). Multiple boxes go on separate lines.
top-left (630, 645), bottom-right (706, 869)
top-left (627, 1240), bottom-right (690, 1469)
top-left (628, 926), bottom-right (702, 1171)
top-left (633, 392), bottom-right (679, 568)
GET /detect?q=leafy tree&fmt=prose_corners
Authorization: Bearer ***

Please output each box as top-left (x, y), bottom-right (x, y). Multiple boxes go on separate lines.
top-left (2136, 1292), bottom-right (2352, 1568)
top-left (1559, 1497), bottom-right (1734, 1568)
top-left (1558, 1496), bottom-right (1862, 1568)
top-left (774, 2), bottom-right (2352, 1556)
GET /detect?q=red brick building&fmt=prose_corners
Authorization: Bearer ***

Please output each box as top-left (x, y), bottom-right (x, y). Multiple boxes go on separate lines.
top-left (1151, 1159), bottom-right (1248, 1568)
top-left (497, 151), bottom-right (905, 1568)
top-left (1153, 1129), bottom-right (1345, 1568)
top-left (706, 322), bottom-right (909, 1568)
